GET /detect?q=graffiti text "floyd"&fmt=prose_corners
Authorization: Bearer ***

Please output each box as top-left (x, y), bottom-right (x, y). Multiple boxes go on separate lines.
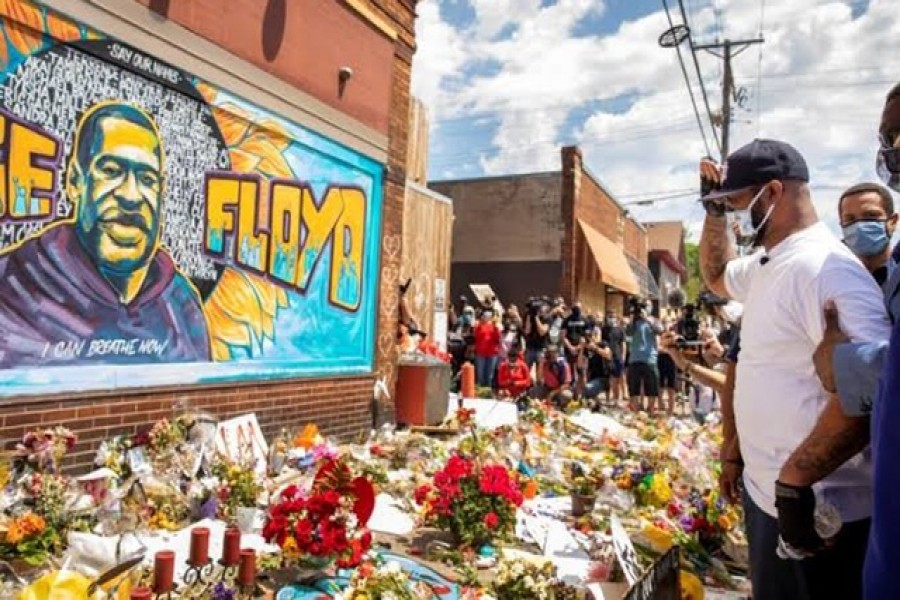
top-left (0, 108), bottom-right (61, 220)
top-left (204, 174), bottom-right (366, 311)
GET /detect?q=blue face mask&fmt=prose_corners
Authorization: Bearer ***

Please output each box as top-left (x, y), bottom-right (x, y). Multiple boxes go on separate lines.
top-left (842, 220), bottom-right (890, 257)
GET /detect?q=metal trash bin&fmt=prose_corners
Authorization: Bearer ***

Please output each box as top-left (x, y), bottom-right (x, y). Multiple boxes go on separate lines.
top-left (394, 354), bottom-right (451, 426)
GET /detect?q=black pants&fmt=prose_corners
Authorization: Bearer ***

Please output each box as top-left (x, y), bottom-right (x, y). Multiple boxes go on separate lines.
top-left (743, 489), bottom-right (869, 600)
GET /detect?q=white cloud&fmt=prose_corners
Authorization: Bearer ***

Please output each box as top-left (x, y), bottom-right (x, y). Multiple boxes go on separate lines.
top-left (412, 0), bottom-right (900, 238)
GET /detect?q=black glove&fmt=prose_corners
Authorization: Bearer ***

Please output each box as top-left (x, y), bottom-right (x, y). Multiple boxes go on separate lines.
top-left (775, 481), bottom-right (824, 554)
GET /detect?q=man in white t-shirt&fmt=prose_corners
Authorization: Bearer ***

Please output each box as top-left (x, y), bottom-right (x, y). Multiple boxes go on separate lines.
top-left (698, 139), bottom-right (890, 600)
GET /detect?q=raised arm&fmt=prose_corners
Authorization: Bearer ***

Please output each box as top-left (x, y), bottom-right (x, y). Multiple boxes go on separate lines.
top-left (700, 213), bottom-right (736, 298)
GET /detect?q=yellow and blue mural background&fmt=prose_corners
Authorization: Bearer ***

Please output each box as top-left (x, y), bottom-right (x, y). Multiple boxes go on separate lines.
top-left (0, 1), bottom-right (383, 395)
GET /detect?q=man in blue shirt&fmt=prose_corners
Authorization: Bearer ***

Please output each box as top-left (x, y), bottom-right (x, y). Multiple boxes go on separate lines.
top-left (625, 299), bottom-right (663, 412)
top-left (811, 82), bottom-right (900, 599)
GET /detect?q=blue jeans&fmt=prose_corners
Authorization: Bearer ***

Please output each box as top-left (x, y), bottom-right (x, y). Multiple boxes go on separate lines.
top-left (743, 483), bottom-right (868, 600)
top-left (475, 356), bottom-right (498, 388)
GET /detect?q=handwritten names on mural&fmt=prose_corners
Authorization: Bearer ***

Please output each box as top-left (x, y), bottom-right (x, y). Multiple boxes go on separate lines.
top-left (0, 46), bottom-right (224, 283)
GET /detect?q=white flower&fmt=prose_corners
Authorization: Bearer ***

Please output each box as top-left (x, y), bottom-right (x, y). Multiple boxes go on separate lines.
top-left (385, 561), bottom-right (402, 575)
top-left (523, 575), bottom-right (536, 589)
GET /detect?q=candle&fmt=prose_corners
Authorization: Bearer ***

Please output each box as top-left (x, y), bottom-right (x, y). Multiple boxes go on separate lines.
top-left (153, 550), bottom-right (175, 594)
top-left (130, 587), bottom-right (152, 600)
top-left (223, 527), bottom-right (241, 566)
top-left (189, 526), bottom-right (210, 566)
top-left (238, 548), bottom-right (257, 587)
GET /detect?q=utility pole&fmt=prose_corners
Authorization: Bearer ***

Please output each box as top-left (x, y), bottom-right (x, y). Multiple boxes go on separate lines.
top-left (694, 37), bottom-right (764, 157)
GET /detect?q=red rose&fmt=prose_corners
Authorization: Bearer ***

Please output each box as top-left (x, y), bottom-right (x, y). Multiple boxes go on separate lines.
top-left (483, 512), bottom-right (499, 529)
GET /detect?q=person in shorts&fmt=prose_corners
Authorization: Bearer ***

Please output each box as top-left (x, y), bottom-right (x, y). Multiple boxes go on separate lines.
top-left (625, 301), bottom-right (662, 412)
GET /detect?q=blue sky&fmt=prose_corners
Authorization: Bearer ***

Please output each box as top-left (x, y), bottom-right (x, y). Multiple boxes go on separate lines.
top-left (412, 0), bottom-right (892, 238)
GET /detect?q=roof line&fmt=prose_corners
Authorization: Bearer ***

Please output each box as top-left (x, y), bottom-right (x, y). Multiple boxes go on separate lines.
top-left (429, 170), bottom-right (560, 186)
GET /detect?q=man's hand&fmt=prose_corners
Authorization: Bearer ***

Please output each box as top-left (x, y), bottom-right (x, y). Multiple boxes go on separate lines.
top-left (719, 460), bottom-right (743, 505)
top-left (774, 481), bottom-right (824, 557)
top-left (659, 332), bottom-right (688, 369)
top-left (813, 302), bottom-right (849, 393)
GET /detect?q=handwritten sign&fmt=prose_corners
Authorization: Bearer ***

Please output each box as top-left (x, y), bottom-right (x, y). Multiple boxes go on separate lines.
top-left (624, 546), bottom-right (681, 600)
top-left (610, 515), bottom-right (643, 586)
top-left (215, 414), bottom-right (268, 475)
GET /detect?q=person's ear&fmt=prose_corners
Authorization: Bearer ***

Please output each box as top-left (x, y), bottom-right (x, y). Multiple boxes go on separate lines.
top-left (767, 179), bottom-right (784, 204)
top-left (887, 213), bottom-right (899, 238)
top-left (66, 160), bottom-right (84, 206)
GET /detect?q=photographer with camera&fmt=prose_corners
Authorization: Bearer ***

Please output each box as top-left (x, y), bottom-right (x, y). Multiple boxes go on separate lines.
top-left (562, 302), bottom-right (589, 380)
top-left (578, 330), bottom-right (612, 408)
top-left (625, 297), bottom-right (663, 412)
top-left (523, 297), bottom-right (550, 368)
top-left (602, 311), bottom-right (627, 403)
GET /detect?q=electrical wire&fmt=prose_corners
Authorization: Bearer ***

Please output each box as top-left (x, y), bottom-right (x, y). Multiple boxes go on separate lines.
top-left (677, 0), bottom-right (722, 159)
top-left (661, 0), bottom-right (715, 158)
top-left (755, 0), bottom-right (766, 136)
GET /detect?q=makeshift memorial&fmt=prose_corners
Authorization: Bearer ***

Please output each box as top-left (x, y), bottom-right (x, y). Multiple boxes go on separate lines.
top-left (414, 454), bottom-right (523, 548)
top-left (262, 457), bottom-right (375, 569)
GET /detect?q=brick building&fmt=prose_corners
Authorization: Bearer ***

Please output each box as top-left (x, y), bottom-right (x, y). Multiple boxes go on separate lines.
top-left (432, 146), bottom-right (655, 316)
top-left (646, 221), bottom-right (688, 314)
top-left (0, 0), bottom-right (419, 471)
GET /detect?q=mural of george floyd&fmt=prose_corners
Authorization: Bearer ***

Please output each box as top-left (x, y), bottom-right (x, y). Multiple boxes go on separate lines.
top-left (0, 0), bottom-right (417, 470)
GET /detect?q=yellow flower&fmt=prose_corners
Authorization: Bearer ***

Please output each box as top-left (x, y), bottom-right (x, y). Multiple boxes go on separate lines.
top-left (282, 536), bottom-right (298, 555)
top-left (680, 570), bottom-right (704, 600)
top-left (6, 521), bottom-right (24, 545)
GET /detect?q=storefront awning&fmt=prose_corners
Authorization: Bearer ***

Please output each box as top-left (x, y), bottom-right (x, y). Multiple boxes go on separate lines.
top-left (626, 253), bottom-right (660, 300)
top-left (578, 219), bottom-right (641, 296)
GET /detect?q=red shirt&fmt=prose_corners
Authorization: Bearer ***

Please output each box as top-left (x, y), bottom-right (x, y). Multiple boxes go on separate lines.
top-left (497, 358), bottom-right (532, 396)
top-left (473, 321), bottom-right (501, 357)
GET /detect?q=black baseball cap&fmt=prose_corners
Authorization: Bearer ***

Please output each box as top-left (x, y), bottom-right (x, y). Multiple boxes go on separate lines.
top-left (702, 139), bottom-right (810, 201)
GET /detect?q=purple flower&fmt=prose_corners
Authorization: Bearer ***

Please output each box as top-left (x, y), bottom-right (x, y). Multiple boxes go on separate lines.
top-left (199, 498), bottom-right (219, 520)
top-left (212, 582), bottom-right (235, 600)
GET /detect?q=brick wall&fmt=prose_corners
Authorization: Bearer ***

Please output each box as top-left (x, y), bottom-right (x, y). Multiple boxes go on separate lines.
top-left (0, 376), bottom-right (374, 472)
top-left (624, 218), bottom-right (648, 266)
top-left (432, 172), bottom-right (563, 264)
top-left (0, 0), bottom-right (418, 473)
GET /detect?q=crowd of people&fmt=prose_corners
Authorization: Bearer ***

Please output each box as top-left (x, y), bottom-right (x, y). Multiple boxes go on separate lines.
top-left (446, 289), bottom-right (739, 421)
top-left (445, 81), bottom-right (900, 600)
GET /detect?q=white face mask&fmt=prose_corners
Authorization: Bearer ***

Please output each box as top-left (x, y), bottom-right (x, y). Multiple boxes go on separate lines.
top-left (720, 301), bottom-right (743, 324)
top-left (728, 186), bottom-right (776, 248)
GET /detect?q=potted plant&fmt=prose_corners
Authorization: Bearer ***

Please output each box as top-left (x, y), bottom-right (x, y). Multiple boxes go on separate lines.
top-left (212, 461), bottom-right (263, 532)
top-left (414, 454), bottom-right (523, 548)
top-left (568, 463), bottom-right (605, 517)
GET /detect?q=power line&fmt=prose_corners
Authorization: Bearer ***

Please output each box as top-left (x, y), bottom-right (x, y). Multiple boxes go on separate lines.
top-left (677, 0), bottom-right (723, 158)
top-left (661, 0), bottom-right (715, 157)
top-left (755, 0), bottom-right (766, 136)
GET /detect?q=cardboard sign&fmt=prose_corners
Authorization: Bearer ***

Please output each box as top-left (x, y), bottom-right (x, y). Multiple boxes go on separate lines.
top-left (215, 413), bottom-right (269, 474)
top-left (433, 311), bottom-right (448, 352)
top-left (469, 284), bottom-right (499, 307)
top-left (624, 546), bottom-right (681, 600)
top-left (610, 515), bottom-right (643, 586)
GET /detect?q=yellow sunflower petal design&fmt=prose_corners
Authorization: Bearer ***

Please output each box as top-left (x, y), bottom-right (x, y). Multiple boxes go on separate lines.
top-left (46, 11), bottom-right (81, 42)
top-left (2, 0), bottom-right (44, 57)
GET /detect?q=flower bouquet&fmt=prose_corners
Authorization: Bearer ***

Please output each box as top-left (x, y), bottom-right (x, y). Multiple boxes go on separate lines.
top-left (491, 558), bottom-right (579, 599)
top-left (336, 559), bottom-right (433, 600)
top-left (13, 427), bottom-right (77, 474)
top-left (0, 512), bottom-right (60, 567)
top-left (414, 455), bottom-right (523, 548)
top-left (213, 460), bottom-right (262, 524)
top-left (263, 457), bottom-right (375, 569)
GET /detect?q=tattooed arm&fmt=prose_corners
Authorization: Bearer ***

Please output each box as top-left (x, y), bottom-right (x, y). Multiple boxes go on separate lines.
top-left (699, 213), bottom-right (736, 298)
top-left (778, 394), bottom-right (870, 487)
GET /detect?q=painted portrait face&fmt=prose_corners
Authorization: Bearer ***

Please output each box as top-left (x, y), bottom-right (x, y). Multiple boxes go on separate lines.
top-left (69, 104), bottom-right (163, 275)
